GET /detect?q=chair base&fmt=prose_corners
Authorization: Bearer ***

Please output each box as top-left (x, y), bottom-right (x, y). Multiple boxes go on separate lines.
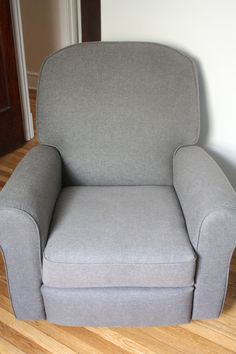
top-left (42, 285), bottom-right (193, 327)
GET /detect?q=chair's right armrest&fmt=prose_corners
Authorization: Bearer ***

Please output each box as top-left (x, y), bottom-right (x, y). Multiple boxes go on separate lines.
top-left (173, 145), bottom-right (236, 319)
top-left (0, 145), bottom-right (61, 319)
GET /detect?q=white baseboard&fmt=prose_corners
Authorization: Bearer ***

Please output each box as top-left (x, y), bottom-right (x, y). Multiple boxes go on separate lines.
top-left (27, 71), bottom-right (39, 90)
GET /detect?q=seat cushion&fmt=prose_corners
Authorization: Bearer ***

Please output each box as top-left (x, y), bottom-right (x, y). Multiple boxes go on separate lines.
top-left (43, 186), bottom-right (196, 288)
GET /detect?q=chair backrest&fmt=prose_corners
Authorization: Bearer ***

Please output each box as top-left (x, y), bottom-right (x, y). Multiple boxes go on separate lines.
top-left (37, 42), bottom-right (200, 186)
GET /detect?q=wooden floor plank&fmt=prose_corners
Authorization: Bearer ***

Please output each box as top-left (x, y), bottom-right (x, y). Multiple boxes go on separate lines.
top-left (65, 326), bottom-right (131, 354)
top-left (0, 308), bottom-right (77, 354)
top-left (181, 322), bottom-right (236, 352)
top-left (114, 328), bottom-right (184, 354)
top-left (0, 321), bottom-right (51, 354)
top-left (30, 323), bottom-right (111, 354)
top-left (86, 327), bottom-right (162, 354)
top-left (0, 337), bottom-right (25, 354)
top-left (0, 90), bottom-right (236, 353)
top-left (141, 326), bottom-right (233, 354)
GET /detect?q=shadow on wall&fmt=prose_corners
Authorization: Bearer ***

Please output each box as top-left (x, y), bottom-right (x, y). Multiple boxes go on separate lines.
top-left (194, 58), bottom-right (209, 147)
top-left (206, 150), bottom-right (236, 191)
top-left (193, 58), bottom-right (236, 190)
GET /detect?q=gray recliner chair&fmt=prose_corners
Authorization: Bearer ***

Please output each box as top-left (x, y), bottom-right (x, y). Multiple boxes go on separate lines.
top-left (0, 42), bottom-right (235, 326)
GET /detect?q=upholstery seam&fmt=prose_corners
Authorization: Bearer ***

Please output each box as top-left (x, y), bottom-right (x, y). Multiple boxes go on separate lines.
top-left (196, 205), bottom-right (236, 251)
top-left (43, 254), bottom-right (197, 265)
top-left (0, 207), bottom-right (45, 317)
top-left (193, 209), bottom-right (236, 318)
top-left (0, 245), bottom-right (17, 317)
top-left (189, 58), bottom-right (201, 144)
top-left (42, 284), bottom-right (195, 289)
top-left (0, 207), bottom-right (42, 260)
top-left (174, 146), bottom-right (236, 196)
top-left (171, 54), bottom-right (201, 162)
top-left (219, 245), bottom-right (236, 314)
top-left (173, 145), bottom-right (236, 250)
top-left (37, 42), bottom-right (200, 148)
top-left (41, 284), bottom-right (195, 291)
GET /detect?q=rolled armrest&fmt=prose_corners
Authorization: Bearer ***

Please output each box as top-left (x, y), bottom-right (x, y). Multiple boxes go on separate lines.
top-left (174, 145), bottom-right (236, 319)
top-left (0, 145), bottom-right (61, 319)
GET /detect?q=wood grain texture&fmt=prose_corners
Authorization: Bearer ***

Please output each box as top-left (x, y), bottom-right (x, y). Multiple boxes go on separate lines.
top-left (0, 91), bottom-right (235, 353)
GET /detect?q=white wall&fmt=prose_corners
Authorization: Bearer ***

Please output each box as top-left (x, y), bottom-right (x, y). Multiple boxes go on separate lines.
top-left (20, 0), bottom-right (74, 89)
top-left (102, 0), bottom-right (236, 188)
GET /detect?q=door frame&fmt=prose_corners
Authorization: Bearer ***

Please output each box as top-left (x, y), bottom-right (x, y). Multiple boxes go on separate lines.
top-left (81, 0), bottom-right (101, 42)
top-left (9, 0), bottom-right (81, 141)
top-left (10, 0), bottom-right (33, 141)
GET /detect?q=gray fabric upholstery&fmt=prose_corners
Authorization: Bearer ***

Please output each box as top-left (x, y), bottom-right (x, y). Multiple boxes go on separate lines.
top-left (1, 42), bottom-right (235, 325)
top-left (37, 42), bottom-right (200, 186)
top-left (42, 286), bottom-right (193, 327)
top-left (0, 145), bottom-right (61, 319)
top-left (43, 186), bottom-right (196, 288)
top-left (174, 146), bottom-right (236, 319)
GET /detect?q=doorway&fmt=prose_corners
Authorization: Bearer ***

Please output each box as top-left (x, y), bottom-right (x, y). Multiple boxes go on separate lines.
top-left (10, 0), bottom-right (101, 145)
top-left (11, 0), bottom-right (80, 143)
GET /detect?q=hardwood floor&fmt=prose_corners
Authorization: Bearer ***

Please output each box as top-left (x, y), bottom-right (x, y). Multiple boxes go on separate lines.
top-left (0, 91), bottom-right (235, 353)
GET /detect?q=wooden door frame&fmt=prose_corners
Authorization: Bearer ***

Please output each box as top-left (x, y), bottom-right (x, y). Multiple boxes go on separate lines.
top-left (81, 0), bottom-right (101, 42)
top-left (10, 0), bottom-right (34, 141)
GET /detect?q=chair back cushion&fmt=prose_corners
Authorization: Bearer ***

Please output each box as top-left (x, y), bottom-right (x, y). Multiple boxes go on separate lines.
top-left (37, 42), bottom-right (200, 185)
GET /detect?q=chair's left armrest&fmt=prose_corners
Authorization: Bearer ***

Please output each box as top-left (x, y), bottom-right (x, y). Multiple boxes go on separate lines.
top-left (0, 145), bottom-right (61, 319)
top-left (173, 145), bottom-right (236, 319)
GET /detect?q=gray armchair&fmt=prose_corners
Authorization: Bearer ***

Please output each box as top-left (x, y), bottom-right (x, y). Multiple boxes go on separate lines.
top-left (0, 42), bottom-right (235, 326)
